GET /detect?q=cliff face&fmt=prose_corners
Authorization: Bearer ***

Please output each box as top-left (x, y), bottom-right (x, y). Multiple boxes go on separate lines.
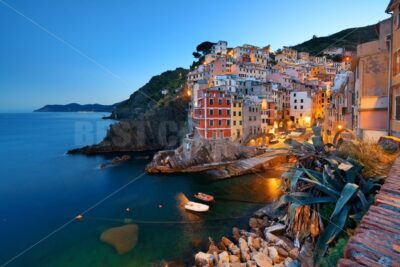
top-left (145, 138), bottom-right (252, 173)
top-left (68, 68), bottom-right (190, 154)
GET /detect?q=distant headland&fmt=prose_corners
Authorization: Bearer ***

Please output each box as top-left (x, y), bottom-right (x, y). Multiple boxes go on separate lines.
top-left (34, 103), bottom-right (117, 112)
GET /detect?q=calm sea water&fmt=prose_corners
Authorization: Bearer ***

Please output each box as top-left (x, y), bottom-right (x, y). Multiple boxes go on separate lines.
top-left (0, 113), bottom-right (282, 267)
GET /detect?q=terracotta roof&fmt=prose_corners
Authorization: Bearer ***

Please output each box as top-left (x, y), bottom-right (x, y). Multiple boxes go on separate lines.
top-left (338, 157), bottom-right (400, 267)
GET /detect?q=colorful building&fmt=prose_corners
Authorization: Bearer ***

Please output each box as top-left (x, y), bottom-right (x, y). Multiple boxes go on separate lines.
top-left (193, 88), bottom-right (232, 139)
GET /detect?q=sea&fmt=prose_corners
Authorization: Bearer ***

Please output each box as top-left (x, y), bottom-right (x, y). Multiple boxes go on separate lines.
top-left (0, 112), bottom-right (282, 267)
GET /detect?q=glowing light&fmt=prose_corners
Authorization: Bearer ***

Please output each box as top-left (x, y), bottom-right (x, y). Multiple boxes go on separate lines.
top-left (338, 124), bottom-right (343, 130)
top-left (187, 90), bottom-right (192, 97)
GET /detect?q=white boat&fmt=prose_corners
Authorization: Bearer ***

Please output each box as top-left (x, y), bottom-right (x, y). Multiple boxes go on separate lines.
top-left (184, 201), bottom-right (209, 212)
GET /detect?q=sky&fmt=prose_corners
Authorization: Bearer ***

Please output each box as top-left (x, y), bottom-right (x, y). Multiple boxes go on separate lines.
top-left (0, 0), bottom-right (390, 112)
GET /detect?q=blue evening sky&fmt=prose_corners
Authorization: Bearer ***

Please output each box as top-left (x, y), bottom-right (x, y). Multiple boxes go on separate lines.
top-left (0, 0), bottom-right (390, 112)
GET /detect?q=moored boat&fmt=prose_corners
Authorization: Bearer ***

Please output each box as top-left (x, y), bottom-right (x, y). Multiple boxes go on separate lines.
top-left (184, 201), bottom-right (209, 212)
top-left (194, 192), bottom-right (215, 202)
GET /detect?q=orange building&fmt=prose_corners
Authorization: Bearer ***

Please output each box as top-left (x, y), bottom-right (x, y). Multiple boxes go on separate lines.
top-left (193, 88), bottom-right (232, 139)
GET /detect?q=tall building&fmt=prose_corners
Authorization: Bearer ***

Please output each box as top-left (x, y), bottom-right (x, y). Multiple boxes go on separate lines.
top-left (387, 0), bottom-right (400, 136)
top-left (290, 91), bottom-right (313, 128)
top-left (354, 18), bottom-right (391, 140)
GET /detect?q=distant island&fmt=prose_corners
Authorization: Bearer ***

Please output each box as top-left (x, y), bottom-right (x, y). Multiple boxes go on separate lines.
top-left (34, 103), bottom-right (117, 112)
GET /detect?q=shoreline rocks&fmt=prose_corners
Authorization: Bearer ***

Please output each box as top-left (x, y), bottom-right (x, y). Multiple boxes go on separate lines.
top-left (193, 203), bottom-right (311, 267)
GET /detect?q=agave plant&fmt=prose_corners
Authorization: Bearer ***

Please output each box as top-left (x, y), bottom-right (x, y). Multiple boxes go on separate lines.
top-left (280, 127), bottom-right (380, 265)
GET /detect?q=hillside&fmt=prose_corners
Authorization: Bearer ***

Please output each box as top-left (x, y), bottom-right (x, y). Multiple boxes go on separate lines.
top-left (292, 23), bottom-right (379, 55)
top-left (68, 67), bottom-right (190, 154)
top-left (34, 103), bottom-right (117, 112)
top-left (110, 68), bottom-right (189, 119)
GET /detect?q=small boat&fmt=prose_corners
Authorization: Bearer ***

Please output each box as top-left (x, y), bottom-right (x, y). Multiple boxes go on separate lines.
top-left (75, 214), bottom-right (83, 221)
top-left (184, 201), bottom-right (209, 212)
top-left (194, 192), bottom-right (215, 202)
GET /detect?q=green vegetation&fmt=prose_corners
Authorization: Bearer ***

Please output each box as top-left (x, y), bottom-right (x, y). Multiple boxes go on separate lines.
top-left (292, 24), bottom-right (379, 55)
top-left (111, 68), bottom-right (188, 119)
top-left (190, 41), bottom-right (216, 70)
top-left (281, 127), bottom-right (396, 266)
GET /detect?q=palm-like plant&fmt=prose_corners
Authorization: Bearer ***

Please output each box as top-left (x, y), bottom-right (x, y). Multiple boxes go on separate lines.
top-left (280, 127), bottom-right (380, 265)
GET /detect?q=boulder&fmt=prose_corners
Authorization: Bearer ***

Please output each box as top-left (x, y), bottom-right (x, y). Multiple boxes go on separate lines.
top-left (230, 255), bottom-right (240, 263)
top-left (252, 252), bottom-right (273, 267)
top-left (232, 227), bottom-right (241, 241)
top-left (229, 244), bottom-right (241, 257)
top-left (378, 136), bottom-right (400, 152)
top-left (218, 251), bottom-right (229, 264)
top-left (100, 224), bottom-right (138, 254)
top-left (275, 246), bottom-right (289, 257)
top-left (221, 236), bottom-right (233, 247)
top-left (298, 239), bottom-right (314, 267)
top-left (267, 247), bottom-right (279, 262)
top-left (249, 217), bottom-right (260, 229)
top-left (239, 238), bottom-right (250, 261)
top-left (195, 252), bottom-right (214, 267)
top-left (246, 260), bottom-right (257, 267)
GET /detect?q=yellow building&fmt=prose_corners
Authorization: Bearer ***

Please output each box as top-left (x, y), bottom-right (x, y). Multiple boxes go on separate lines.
top-left (231, 98), bottom-right (243, 142)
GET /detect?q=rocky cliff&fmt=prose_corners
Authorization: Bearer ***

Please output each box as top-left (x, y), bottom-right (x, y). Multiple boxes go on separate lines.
top-left (68, 68), bottom-right (190, 154)
top-left (145, 138), bottom-right (252, 173)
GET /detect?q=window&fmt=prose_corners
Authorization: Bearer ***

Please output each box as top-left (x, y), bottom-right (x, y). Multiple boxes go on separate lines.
top-left (218, 109), bottom-right (222, 115)
top-left (394, 50), bottom-right (400, 76)
top-left (233, 121), bottom-right (236, 126)
top-left (239, 111), bottom-right (242, 116)
top-left (396, 96), bottom-right (400, 120)
top-left (239, 120), bottom-right (242, 126)
top-left (209, 99), bottom-right (214, 105)
top-left (210, 120), bottom-right (214, 126)
top-left (301, 99), bottom-right (304, 103)
top-left (294, 105), bottom-right (297, 109)
top-left (249, 116), bottom-right (252, 121)
top-left (294, 99), bottom-right (297, 103)
top-left (218, 120), bottom-right (222, 126)
top-left (218, 99), bottom-right (222, 105)
top-left (233, 111), bottom-right (236, 116)
top-left (227, 110), bottom-right (230, 116)
top-left (227, 120), bottom-right (230, 126)
top-left (294, 93), bottom-right (296, 97)
top-left (210, 110), bottom-right (214, 115)
top-left (227, 99), bottom-right (231, 105)
top-left (300, 105), bottom-right (303, 109)
top-left (233, 103), bottom-right (236, 108)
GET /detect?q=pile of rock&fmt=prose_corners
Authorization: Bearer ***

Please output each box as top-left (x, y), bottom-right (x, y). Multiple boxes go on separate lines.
top-left (194, 204), bottom-right (313, 267)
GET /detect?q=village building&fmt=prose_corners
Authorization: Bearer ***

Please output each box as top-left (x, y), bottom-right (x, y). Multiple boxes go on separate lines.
top-left (387, 0), bottom-right (400, 137)
top-left (354, 18), bottom-right (391, 140)
top-left (290, 90), bottom-right (313, 128)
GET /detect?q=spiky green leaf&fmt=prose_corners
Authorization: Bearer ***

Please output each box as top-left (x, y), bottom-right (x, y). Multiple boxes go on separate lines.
top-left (330, 183), bottom-right (358, 219)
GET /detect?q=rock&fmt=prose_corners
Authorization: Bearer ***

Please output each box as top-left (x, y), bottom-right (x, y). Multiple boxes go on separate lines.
top-left (264, 223), bottom-right (286, 235)
top-left (218, 251), bottom-right (229, 264)
top-left (230, 263), bottom-right (246, 267)
top-left (248, 236), bottom-right (261, 251)
top-left (378, 136), bottom-right (400, 152)
top-left (232, 227), bottom-right (241, 241)
top-left (208, 238), bottom-right (220, 254)
top-left (221, 236), bottom-right (233, 247)
top-left (275, 246), bottom-right (289, 257)
top-left (252, 252), bottom-right (273, 267)
top-left (274, 263), bottom-right (285, 267)
top-left (230, 254), bottom-right (240, 263)
top-left (195, 252), bottom-right (214, 267)
top-left (264, 233), bottom-right (292, 251)
top-left (288, 248), bottom-right (299, 259)
top-left (267, 247), bottom-right (279, 262)
top-left (218, 241), bottom-right (227, 251)
top-left (246, 260), bottom-right (257, 267)
top-left (239, 238), bottom-right (250, 261)
top-left (249, 217), bottom-right (260, 229)
top-left (240, 230), bottom-right (258, 238)
top-left (100, 224), bottom-right (138, 254)
top-left (229, 244), bottom-right (241, 257)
